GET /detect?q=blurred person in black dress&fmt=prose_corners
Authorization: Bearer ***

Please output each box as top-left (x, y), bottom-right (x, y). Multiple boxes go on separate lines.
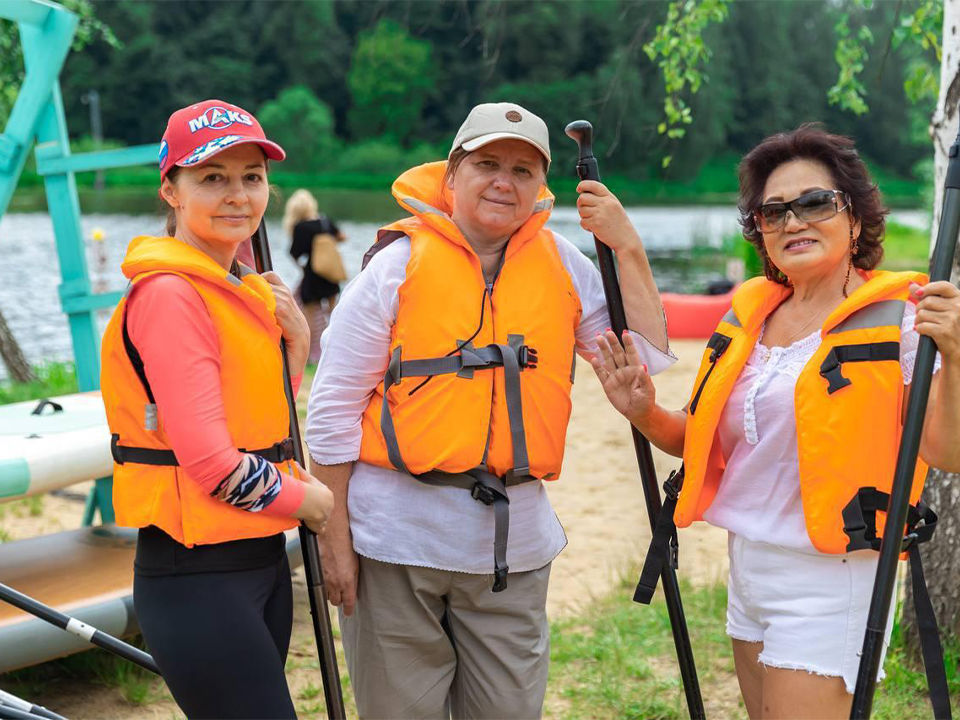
top-left (283, 189), bottom-right (346, 363)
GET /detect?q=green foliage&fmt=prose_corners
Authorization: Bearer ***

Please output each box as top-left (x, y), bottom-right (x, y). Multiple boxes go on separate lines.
top-left (828, 0), bottom-right (875, 116)
top-left (347, 19), bottom-right (434, 145)
top-left (895, 0), bottom-right (943, 106)
top-left (2, 0), bottom-right (942, 193)
top-left (258, 86), bottom-right (338, 172)
top-left (0, 362), bottom-right (78, 406)
top-left (644, 0), bottom-right (731, 167)
top-left (0, 0), bottom-right (118, 126)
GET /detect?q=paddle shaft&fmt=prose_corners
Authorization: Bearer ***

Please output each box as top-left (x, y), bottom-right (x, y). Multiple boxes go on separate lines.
top-left (0, 581), bottom-right (159, 675)
top-left (249, 223), bottom-right (346, 720)
top-left (0, 689), bottom-right (65, 720)
top-left (850, 117), bottom-right (960, 719)
top-left (565, 121), bottom-right (705, 719)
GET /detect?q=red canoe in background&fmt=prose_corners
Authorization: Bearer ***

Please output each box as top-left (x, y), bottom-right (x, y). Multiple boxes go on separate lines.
top-left (661, 288), bottom-right (736, 339)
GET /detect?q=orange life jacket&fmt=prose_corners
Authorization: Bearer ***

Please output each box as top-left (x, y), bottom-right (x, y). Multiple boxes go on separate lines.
top-left (101, 236), bottom-right (297, 547)
top-left (358, 162), bottom-right (582, 481)
top-left (677, 270), bottom-right (929, 554)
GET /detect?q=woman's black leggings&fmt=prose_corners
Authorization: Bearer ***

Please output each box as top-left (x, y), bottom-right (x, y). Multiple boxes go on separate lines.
top-left (134, 555), bottom-right (296, 719)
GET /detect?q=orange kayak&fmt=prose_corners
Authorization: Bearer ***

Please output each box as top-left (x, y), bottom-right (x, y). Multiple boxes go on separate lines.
top-left (662, 288), bottom-right (736, 339)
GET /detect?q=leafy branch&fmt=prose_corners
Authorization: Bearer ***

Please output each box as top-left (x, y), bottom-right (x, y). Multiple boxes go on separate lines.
top-left (644, 0), bottom-right (730, 168)
top-left (828, 0), bottom-right (875, 116)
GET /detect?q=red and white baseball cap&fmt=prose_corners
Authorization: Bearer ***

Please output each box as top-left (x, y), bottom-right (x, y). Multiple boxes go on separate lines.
top-left (158, 99), bottom-right (285, 182)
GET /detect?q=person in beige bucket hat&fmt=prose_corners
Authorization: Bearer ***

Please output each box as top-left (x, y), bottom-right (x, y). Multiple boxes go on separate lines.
top-left (305, 101), bottom-right (673, 718)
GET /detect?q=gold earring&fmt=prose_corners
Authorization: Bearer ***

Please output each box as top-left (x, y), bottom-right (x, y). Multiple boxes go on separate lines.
top-left (843, 221), bottom-right (856, 297)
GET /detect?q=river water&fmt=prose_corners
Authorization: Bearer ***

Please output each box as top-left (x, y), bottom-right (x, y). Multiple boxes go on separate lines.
top-left (0, 206), bottom-right (928, 380)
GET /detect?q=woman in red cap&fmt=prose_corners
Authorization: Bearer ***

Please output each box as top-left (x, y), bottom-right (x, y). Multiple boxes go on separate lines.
top-left (100, 100), bottom-right (333, 719)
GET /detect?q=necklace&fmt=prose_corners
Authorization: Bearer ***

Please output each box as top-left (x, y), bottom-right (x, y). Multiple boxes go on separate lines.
top-left (774, 296), bottom-right (842, 347)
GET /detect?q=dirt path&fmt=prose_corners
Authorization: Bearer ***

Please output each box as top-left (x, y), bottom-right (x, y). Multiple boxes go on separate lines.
top-left (547, 340), bottom-right (729, 618)
top-left (0, 339), bottom-right (738, 718)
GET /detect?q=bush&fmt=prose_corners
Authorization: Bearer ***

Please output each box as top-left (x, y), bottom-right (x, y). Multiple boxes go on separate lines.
top-left (258, 86), bottom-right (339, 172)
top-left (334, 139), bottom-right (445, 177)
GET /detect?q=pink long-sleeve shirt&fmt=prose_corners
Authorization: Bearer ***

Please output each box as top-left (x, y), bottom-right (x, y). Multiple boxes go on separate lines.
top-left (126, 273), bottom-right (305, 518)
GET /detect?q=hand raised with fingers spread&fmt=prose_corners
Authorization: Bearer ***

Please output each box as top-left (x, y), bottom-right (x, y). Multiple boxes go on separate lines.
top-left (590, 330), bottom-right (657, 425)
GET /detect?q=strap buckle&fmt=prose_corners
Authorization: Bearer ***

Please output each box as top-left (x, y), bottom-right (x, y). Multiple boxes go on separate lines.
top-left (819, 349), bottom-right (851, 394)
top-left (471, 482), bottom-right (497, 506)
top-left (668, 535), bottom-right (679, 570)
top-left (278, 437), bottom-right (295, 462)
top-left (663, 468), bottom-right (683, 500)
top-left (110, 433), bottom-right (124, 465)
top-left (901, 531), bottom-right (920, 553)
top-left (518, 345), bottom-right (538, 369)
top-left (493, 565), bottom-right (509, 592)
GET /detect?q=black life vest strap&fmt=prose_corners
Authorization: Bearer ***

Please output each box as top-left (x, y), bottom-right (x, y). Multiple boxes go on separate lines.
top-left (688, 333), bottom-right (731, 415)
top-left (633, 465), bottom-right (684, 604)
top-left (121, 310), bottom-right (156, 405)
top-left (842, 488), bottom-right (951, 719)
top-left (819, 342), bottom-right (900, 394)
top-left (111, 434), bottom-right (295, 467)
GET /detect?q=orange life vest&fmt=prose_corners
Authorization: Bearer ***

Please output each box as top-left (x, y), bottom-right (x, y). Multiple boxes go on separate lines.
top-left (677, 270), bottom-right (929, 554)
top-left (101, 236), bottom-right (297, 547)
top-left (358, 161), bottom-right (582, 481)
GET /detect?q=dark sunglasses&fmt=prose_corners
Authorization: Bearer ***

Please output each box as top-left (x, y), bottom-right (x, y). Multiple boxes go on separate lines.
top-left (754, 189), bottom-right (850, 232)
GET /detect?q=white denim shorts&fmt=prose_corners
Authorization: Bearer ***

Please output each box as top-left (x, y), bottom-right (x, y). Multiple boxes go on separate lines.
top-left (726, 532), bottom-right (896, 693)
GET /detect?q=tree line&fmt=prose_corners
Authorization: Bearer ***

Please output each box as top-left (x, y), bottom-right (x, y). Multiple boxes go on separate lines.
top-left (41, 0), bottom-right (937, 185)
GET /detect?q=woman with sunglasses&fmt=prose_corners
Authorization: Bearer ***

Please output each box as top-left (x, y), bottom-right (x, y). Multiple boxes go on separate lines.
top-left (592, 124), bottom-right (960, 718)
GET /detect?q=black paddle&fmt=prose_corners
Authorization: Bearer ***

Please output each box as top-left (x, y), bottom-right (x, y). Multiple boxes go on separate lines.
top-left (849, 111), bottom-right (960, 720)
top-left (565, 120), bottom-right (706, 719)
top-left (250, 222), bottom-right (346, 720)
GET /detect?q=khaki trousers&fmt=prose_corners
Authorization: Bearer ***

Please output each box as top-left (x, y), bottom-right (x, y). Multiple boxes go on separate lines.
top-left (340, 556), bottom-right (551, 720)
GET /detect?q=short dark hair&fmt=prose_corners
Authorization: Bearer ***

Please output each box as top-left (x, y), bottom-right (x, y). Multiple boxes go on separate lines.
top-left (738, 123), bottom-right (886, 284)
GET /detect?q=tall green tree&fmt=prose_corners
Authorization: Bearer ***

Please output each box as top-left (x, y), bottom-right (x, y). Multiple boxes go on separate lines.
top-left (346, 18), bottom-right (434, 145)
top-left (258, 86), bottom-right (338, 172)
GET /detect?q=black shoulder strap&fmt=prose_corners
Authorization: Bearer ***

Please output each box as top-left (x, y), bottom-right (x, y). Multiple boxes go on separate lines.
top-left (362, 229), bottom-right (407, 271)
top-left (907, 544), bottom-right (952, 719)
top-left (121, 309), bottom-right (156, 405)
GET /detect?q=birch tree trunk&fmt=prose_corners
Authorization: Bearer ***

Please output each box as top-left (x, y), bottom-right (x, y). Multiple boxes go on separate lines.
top-left (903, 0), bottom-right (960, 651)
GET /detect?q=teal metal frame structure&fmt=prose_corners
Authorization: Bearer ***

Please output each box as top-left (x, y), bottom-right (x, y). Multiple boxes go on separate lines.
top-left (0, 0), bottom-right (159, 523)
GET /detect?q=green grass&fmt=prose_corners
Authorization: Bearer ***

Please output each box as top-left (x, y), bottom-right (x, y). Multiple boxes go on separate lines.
top-left (547, 575), bottom-right (959, 720)
top-left (0, 362), bottom-right (78, 406)
top-left (881, 220), bottom-right (932, 272)
top-left (1, 575), bottom-right (954, 718)
top-left (2, 635), bottom-right (169, 707)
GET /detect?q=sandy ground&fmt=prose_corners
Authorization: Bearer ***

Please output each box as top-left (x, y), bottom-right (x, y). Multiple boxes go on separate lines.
top-left (0, 339), bottom-right (738, 718)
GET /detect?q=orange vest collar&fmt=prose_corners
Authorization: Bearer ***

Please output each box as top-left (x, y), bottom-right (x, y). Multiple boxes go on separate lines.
top-left (390, 161), bottom-right (556, 259)
top-left (121, 235), bottom-right (278, 320)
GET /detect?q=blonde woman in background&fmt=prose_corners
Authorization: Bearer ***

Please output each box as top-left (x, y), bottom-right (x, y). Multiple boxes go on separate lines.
top-left (283, 189), bottom-right (346, 363)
